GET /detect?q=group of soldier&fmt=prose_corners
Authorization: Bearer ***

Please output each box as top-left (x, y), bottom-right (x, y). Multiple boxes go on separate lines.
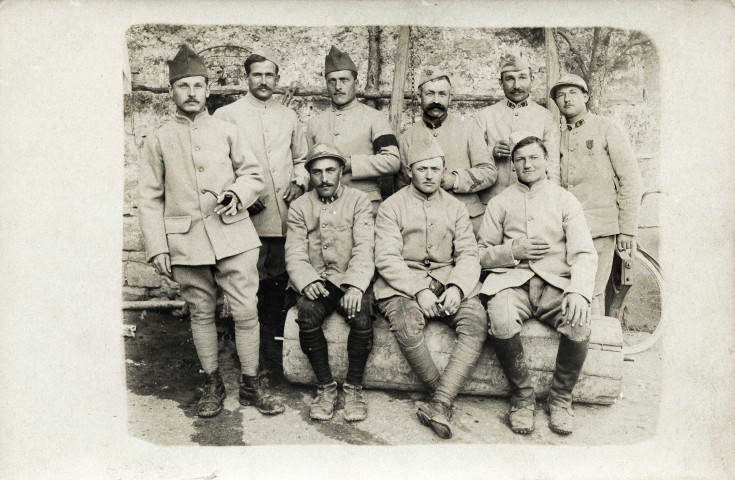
top-left (137, 42), bottom-right (643, 440)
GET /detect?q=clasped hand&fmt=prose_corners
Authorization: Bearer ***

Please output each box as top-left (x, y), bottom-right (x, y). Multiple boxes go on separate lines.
top-left (416, 286), bottom-right (461, 319)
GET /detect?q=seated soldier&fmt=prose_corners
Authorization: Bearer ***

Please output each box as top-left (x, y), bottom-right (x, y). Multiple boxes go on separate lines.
top-left (477, 133), bottom-right (598, 435)
top-left (375, 132), bottom-right (488, 439)
top-left (285, 143), bottom-right (375, 422)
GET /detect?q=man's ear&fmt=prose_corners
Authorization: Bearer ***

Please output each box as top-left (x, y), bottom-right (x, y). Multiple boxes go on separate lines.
top-left (404, 164), bottom-right (413, 179)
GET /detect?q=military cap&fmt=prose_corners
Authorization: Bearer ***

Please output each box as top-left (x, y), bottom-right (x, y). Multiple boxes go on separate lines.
top-left (249, 47), bottom-right (282, 69)
top-left (305, 143), bottom-right (347, 171)
top-left (324, 46), bottom-right (357, 76)
top-left (550, 73), bottom-right (588, 99)
top-left (405, 131), bottom-right (445, 168)
top-left (499, 48), bottom-right (532, 74)
top-left (168, 44), bottom-right (208, 84)
top-left (417, 66), bottom-right (451, 89)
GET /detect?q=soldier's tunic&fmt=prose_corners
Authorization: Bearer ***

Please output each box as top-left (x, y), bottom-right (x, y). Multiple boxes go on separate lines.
top-left (477, 178), bottom-right (597, 342)
top-left (306, 99), bottom-right (399, 213)
top-left (397, 114), bottom-right (497, 233)
top-left (474, 98), bottom-right (561, 203)
top-left (559, 113), bottom-right (643, 305)
top-left (214, 93), bottom-right (308, 279)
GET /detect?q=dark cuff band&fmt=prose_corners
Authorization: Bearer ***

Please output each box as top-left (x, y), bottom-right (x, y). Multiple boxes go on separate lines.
top-left (372, 134), bottom-right (398, 152)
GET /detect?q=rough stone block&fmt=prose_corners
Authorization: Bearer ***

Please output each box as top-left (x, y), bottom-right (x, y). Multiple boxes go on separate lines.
top-left (148, 276), bottom-right (181, 300)
top-left (128, 251), bottom-right (147, 263)
top-left (123, 216), bottom-right (144, 251)
top-left (126, 261), bottom-right (162, 288)
top-left (283, 310), bottom-right (623, 405)
top-left (123, 286), bottom-right (148, 301)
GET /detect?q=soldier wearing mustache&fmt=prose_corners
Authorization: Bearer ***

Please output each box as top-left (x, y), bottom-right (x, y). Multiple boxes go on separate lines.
top-left (214, 48), bottom-right (309, 375)
top-left (396, 67), bottom-right (497, 235)
top-left (285, 143), bottom-right (376, 422)
top-left (474, 49), bottom-right (561, 205)
top-left (306, 46), bottom-right (400, 217)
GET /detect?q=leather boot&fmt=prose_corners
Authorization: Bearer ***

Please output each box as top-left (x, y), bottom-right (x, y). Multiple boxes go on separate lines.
top-left (492, 334), bottom-right (536, 434)
top-left (196, 370), bottom-right (226, 418)
top-left (548, 336), bottom-right (589, 435)
top-left (342, 383), bottom-right (368, 422)
top-left (239, 374), bottom-right (285, 415)
top-left (310, 381), bottom-right (338, 421)
top-left (416, 400), bottom-right (453, 439)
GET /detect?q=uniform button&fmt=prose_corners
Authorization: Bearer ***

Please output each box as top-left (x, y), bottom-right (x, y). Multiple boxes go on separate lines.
top-left (332, 211), bottom-right (336, 215)
top-left (425, 203), bottom-right (430, 208)
top-left (322, 224), bottom-right (327, 227)
top-left (568, 185), bottom-right (574, 190)
top-left (429, 222), bottom-right (433, 226)
top-left (428, 245), bottom-right (432, 249)
top-left (528, 216), bottom-right (534, 221)
top-left (195, 146), bottom-right (200, 151)
top-left (323, 245), bottom-right (329, 249)
top-left (199, 167), bottom-right (204, 172)
top-left (334, 132), bottom-right (340, 136)
top-left (322, 206), bottom-right (327, 211)
top-left (432, 132), bottom-right (438, 137)
top-left (201, 189), bottom-right (206, 194)
top-left (514, 111), bottom-right (519, 116)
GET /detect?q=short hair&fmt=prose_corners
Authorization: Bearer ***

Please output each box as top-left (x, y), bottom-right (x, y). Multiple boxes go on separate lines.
top-left (325, 70), bottom-right (358, 80)
top-left (169, 76), bottom-right (209, 87)
top-left (419, 76), bottom-right (451, 94)
top-left (244, 54), bottom-right (279, 75)
top-left (500, 67), bottom-right (534, 83)
top-left (511, 136), bottom-right (547, 160)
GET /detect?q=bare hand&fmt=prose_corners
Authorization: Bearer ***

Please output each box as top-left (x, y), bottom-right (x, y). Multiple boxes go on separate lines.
top-left (283, 183), bottom-right (305, 203)
top-left (511, 236), bottom-right (551, 261)
top-left (303, 281), bottom-right (329, 301)
top-left (493, 141), bottom-right (511, 159)
top-left (247, 197), bottom-right (266, 215)
top-left (416, 288), bottom-right (440, 319)
top-left (561, 293), bottom-right (590, 328)
top-left (214, 191), bottom-right (240, 216)
top-left (616, 233), bottom-right (635, 252)
top-left (440, 172), bottom-right (456, 190)
top-left (437, 286), bottom-right (462, 316)
top-left (152, 253), bottom-right (172, 279)
top-left (339, 287), bottom-right (363, 319)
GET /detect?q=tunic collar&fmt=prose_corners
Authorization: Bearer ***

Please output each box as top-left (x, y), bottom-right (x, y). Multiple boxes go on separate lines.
top-left (331, 98), bottom-right (359, 112)
top-left (515, 178), bottom-right (549, 193)
top-left (566, 118), bottom-right (586, 130)
top-left (244, 92), bottom-right (278, 109)
top-left (174, 108), bottom-right (209, 124)
top-left (506, 98), bottom-right (529, 109)
top-left (408, 183), bottom-right (442, 202)
top-left (422, 111), bottom-right (448, 129)
top-left (318, 184), bottom-right (344, 204)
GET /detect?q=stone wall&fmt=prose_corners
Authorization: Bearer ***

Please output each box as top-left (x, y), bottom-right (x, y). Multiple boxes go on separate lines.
top-left (122, 25), bottom-right (660, 301)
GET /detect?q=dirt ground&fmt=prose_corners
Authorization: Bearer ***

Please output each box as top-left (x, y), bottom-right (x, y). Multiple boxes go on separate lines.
top-left (124, 309), bottom-right (662, 447)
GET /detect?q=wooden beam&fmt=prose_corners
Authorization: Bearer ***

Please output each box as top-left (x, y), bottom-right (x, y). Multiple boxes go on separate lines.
top-left (365, 26), bottom-right (382, 110)
top-left (389, 26), bottom-right (411, 135)
top-left (545, 27), bottom-right (561, 123)
top-left (130, 81), bottom-right (515, 104)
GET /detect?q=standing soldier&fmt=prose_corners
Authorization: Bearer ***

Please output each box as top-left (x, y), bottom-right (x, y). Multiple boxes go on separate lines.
top-left (138, 45), bottom-right (284, 418)
top-left (375, 134), bottom-right (488, 439)
top-left (475, 49), bottom-right (560, 204)
top-left (285, 144), bottom-right (375, 422)
top-left (214, 48), bottom-right (308, 372)
top-left (397, 67), bottom-right (497, 234)
top-left (478, 134), bottom-right (597, 435)
top-left (551, 74), bottom-right (643, 314)
top-left (306, 46), bottom-right (400, 216)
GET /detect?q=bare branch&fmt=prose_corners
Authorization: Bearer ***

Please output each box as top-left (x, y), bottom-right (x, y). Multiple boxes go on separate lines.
top-left (555, 29), bottom-right (589, 77)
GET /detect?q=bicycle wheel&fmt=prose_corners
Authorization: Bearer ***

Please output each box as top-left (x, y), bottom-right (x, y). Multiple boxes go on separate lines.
top-left (607, 248), bottom-right (664, 355)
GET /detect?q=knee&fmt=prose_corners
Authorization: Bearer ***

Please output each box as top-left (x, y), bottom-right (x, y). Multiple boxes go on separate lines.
top-left (486, 294), bottom-right (521, 340)
top-left (234, 316), bottom-right (258, 331)
top-left (296, 296), bottom-right (325, 330)
top-left (384, 300), bottom-right (425, 345)
top-left (562, 323), bottom-right (591, 342)
top-left (455, 298), bottom-right (488, 342)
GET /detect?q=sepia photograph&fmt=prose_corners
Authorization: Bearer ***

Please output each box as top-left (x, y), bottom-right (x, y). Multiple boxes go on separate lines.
top-left (1, 1), bottom-right (733, 479)
top-left (123, 24), bottom-right (663, 447)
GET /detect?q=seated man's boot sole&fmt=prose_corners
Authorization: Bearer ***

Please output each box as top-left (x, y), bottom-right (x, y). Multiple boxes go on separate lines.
top-left (547, 404), bottom-right (574, 435)
top-left (509, 405), bottom-right (535, 434)
top-left (416, 403), bottom-right (453, 439)
top-left (239, 396), bottom-right (286, 415)
top-left (197, 391), bottom-right (226, 418)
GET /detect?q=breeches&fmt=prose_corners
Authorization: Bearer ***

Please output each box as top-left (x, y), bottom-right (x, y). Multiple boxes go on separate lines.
top-left (172, 248), bottom-right (259, 324)
top-left (378, 295), bottom-right (487, 348)
top-left (295, 281), bottom-right (374, 331)
top-left (484, 276), bottom-right (590, 342)
top-left (592, 235), bottom-right (616, 307)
